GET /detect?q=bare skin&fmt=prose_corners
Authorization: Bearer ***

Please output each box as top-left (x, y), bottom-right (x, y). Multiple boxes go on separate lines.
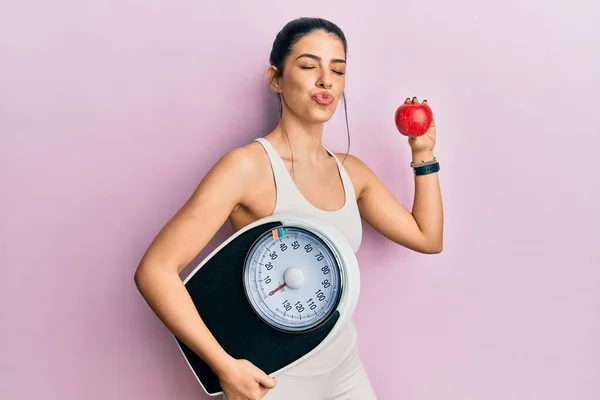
top-left (134, 30), bottom-right (443, 400)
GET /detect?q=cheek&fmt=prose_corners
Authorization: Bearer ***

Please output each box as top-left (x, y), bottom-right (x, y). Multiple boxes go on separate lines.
top-left (335, 74), bottom-right (346, 91)
top-left (285, 74), bottom-right (311, 96)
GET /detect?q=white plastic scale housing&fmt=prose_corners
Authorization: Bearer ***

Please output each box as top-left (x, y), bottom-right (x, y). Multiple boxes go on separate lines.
top-left (173, 213), bottom-right (361, 396)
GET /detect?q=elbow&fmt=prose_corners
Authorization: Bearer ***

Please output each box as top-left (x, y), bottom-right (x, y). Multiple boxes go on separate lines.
top-left (421, 238), bottom-right (443, 254)
top-left (133, 261), bottom-right (157, 293)
top-left (427, 244), bottom-right (443, 254)
top-left (134, 259), bottom-right (179, 291)
top-left (431, 237), bottom-right (444, 253)
top-left (419, 245), bottom-right (442, 254)
top-left (133, 263), bottom-right (148, 292)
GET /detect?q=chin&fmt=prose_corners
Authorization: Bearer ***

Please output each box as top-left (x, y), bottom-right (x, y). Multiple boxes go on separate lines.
top-left (306, 106), bottom-right (336, 124)
top-left (309, 114), bottom-right (334, 124)
top-left (287, 100), bottom-right (338, 124)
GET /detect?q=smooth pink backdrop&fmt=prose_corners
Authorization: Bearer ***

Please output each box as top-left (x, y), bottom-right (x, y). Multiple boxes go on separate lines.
top-left (1, 1), bottom-right (599, 399)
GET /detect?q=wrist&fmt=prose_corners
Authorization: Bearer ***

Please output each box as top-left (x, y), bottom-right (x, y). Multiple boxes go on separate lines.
top-left (206, 348), bottom-right (236, 377)
top-left (410, 150), bottom-right (439, 176)
top-left (411, 150), bottom-right (434, 163)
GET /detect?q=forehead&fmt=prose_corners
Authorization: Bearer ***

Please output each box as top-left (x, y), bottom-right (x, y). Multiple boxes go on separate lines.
top-left (289, 30), bottom-right (346, 60)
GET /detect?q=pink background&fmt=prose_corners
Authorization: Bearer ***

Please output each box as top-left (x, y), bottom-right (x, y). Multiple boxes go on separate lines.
top-left (1, 1), bottom-right (599, 399)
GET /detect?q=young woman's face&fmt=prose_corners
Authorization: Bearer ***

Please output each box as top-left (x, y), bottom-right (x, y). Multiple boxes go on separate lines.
top-left (272, 30), bottom-right (346, 124)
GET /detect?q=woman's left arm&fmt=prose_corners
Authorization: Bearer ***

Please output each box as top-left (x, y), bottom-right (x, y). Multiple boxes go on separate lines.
top-left (347, 103), bottom-right (444, 254)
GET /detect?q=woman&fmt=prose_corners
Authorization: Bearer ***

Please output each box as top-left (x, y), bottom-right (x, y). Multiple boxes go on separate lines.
top-left (134, 17), bottom-right (443, 400)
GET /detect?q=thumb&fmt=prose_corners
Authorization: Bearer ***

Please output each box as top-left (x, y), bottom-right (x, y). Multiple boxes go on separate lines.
top-left (256, 372), bottom-right (276, 389)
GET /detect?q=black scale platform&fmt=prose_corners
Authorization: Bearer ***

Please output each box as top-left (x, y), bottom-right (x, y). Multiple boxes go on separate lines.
top-left (175, 220), bottom-right (339, 395)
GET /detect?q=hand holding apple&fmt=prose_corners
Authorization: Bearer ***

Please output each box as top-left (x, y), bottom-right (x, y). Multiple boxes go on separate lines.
top-left (395, 96), bottom-right (436, 154)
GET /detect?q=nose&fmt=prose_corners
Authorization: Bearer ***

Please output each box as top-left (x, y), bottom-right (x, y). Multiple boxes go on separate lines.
top-left (316, 71), bottom-right (332, 89)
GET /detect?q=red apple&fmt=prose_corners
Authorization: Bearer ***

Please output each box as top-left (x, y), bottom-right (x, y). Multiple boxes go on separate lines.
top-left (394, 97), bottom-right (433, 137)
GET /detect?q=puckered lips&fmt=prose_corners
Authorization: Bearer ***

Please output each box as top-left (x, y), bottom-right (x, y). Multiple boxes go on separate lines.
top-left (312, 91), bottom-right (334, 106)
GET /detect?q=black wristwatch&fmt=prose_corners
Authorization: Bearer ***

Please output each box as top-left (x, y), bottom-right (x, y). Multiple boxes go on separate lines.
top-left (413, 162), bottom-right (440, 176)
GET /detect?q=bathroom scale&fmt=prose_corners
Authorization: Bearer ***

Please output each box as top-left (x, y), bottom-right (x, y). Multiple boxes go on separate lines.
top-left (173, 213), bottom-right (361, 396)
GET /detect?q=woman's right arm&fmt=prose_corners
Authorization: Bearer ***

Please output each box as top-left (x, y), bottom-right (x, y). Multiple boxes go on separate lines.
top-left (133, 147), bottom-right (275, 398)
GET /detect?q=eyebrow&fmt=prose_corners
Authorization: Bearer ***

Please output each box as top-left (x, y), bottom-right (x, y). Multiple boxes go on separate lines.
top-left (295, 53), bottom-right (346, 64)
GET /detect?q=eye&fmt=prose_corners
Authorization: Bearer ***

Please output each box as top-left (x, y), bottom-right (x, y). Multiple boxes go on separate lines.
top-left (300, 66), bottom-right (316, 70)
top-left (332, 70), bottom-right (345, 75)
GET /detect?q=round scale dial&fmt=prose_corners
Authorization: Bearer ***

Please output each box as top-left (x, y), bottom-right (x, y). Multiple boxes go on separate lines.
top-left (243, 226), bottom-right (343, 333)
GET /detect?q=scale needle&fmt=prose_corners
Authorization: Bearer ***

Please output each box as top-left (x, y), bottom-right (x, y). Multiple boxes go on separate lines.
top-left (268, 282), bottom-right (287, 296)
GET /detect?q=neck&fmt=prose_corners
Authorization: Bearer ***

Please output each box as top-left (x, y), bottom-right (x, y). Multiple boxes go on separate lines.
top-left (268, 110), bottom-right (327, 163)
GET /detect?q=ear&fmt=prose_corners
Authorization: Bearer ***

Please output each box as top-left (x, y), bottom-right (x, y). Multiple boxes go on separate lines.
top-left (267, 66), bottom-right (282, 94)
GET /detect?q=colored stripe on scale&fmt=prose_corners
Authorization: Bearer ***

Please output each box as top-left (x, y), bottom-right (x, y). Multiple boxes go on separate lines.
top-left (272, 228), bottom-right (286, 240)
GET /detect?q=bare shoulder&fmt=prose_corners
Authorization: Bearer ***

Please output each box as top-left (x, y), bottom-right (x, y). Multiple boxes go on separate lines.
top-left (181, 141), bottom-right (269, 213)
top-left (209, 140), bottom-right (273, 206)
top-left (211, 141), bottom-right (268, 181)
top-left (335, 152), bottom-right (371, 172)
top-left (334, 152), bottom-right (377, 197)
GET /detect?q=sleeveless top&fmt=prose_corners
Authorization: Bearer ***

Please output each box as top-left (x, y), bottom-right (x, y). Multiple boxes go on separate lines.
top-left (254, 137), bottom-right (363, 376)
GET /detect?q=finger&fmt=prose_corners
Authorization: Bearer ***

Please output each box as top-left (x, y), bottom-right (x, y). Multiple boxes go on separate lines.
top-left (257, 373), bottom-right (276, 389)
top-left (259, 386), bottom-right (271, 399)
top-left (257, 384), bottom-right (272, 400)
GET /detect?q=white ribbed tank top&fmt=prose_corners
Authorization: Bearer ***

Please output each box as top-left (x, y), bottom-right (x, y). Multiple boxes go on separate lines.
top-left (255, 137), bottom-right (362, 376)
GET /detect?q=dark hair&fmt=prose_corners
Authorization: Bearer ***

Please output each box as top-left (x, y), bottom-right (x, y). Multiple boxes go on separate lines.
top-left (269, 17), bottom-right (348, 75)
top-left (269, 17), bottom-right (351, 165)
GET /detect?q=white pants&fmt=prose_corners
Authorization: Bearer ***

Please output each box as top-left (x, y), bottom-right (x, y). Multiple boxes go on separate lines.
top-left (223, 340), bottom-right (377, 400)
